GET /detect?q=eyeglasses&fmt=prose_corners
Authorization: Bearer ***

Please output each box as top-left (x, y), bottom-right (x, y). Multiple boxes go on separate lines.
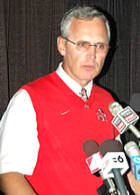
top-left (63, 37), bottom-right (109, 53)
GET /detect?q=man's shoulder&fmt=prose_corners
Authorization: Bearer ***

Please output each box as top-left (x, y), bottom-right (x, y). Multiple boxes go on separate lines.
top-left (94, 84), bottom-right (113, 97)
top-left (21, 71), bottom-right (57, 90)
top-left (92, 84), bottom-right (114, 105)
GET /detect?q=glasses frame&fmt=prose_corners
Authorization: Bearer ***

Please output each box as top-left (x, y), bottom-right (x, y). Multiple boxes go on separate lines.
top-left (63, 37), bottom-right (110, 53)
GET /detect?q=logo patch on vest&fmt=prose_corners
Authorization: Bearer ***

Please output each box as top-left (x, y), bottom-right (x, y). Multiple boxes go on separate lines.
top-left (60, 110), bottom-right (70, 115)
top-left (97, 109), bottom-right (107, 121)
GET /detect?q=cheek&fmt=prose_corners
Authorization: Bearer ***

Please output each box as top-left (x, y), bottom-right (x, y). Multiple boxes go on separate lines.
top-left (97, 53), bottom-right (107, 64)
top-left (65, 48), bottom-right (83, 65)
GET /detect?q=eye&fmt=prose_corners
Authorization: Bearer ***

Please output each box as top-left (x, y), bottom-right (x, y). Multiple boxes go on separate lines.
top-left (96, 43), bottom-right (105, 50)
top-left (77, 41), bottom-right (90, 48)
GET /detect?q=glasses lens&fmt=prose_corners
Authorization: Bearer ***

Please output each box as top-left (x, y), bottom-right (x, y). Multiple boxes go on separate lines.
top-left (76, 41), bottom-right (90, 51)
top-left (96, 43), bottom-right (108, 51)
top-left (64, 37), bottom-right (109, 53)
top-left (76, 41), bottom-right (108, 52)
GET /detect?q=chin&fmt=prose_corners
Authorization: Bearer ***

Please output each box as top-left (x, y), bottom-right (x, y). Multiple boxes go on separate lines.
top-left (83, 73), bottom-right (98, 81)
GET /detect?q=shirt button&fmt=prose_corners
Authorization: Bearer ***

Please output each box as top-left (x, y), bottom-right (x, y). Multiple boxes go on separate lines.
top-left (84, 104), bottom-right (89, 108)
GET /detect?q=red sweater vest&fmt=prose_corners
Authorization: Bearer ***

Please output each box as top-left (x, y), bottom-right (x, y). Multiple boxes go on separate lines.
top-left (21, 72), bottom-right (117, 195)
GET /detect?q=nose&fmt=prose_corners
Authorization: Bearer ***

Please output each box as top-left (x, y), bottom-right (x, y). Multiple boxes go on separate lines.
top-left (87, 45), bottom-right (97, 59)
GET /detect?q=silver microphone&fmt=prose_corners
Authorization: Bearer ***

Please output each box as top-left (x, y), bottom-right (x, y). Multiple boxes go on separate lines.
top-left (124, 141), bottom-right (140, 157)
top-left (109, 101), bottom-right (140, 138)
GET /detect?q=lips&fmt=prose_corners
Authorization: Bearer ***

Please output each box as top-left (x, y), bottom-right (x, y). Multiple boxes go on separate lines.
top-left (84, 64), bottom-right (95, 67)
top-left (83, 64), bottom-right (96, 69)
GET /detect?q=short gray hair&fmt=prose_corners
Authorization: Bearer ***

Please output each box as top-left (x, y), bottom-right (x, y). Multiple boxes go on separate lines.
top-left (60, 6), bottom-right (111, 42)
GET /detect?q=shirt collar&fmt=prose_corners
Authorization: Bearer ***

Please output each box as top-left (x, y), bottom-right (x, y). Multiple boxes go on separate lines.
top-left (56, 62), bottom-right (93, 98)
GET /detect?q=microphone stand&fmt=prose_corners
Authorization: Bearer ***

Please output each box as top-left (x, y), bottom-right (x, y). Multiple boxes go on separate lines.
top-left (97, 180), bottom-right (118, 195)
top-left (97, 171), bottom-right (118, 195)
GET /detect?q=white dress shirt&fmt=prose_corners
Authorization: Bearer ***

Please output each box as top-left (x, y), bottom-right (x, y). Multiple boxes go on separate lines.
top-left (0, 63), bottom-right (93, 174)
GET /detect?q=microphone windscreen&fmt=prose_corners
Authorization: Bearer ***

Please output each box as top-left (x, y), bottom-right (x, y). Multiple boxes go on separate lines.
top-left (109, 102), bottom-right (123, 116)
top-left (82, 139), bottom-right (99, 157)
top-left (99, 139), bottom-right (123, 156)
top-left (124, 141), bottom-right (140, 157)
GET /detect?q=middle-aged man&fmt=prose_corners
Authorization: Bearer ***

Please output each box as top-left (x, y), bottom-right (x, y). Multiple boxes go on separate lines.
top-left (0, 5), bottom-right (140, 195)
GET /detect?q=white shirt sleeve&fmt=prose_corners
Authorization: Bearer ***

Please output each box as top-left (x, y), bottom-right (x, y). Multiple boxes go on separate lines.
top-left (0, 89), bottom-right (40, 175)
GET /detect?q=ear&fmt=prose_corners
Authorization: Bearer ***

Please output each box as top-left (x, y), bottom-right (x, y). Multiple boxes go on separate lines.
top-left (57, 36), bottom-right (66, 56)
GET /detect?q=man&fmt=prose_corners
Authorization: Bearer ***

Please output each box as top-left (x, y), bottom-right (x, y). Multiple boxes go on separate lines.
top-left (0, 5), bottom-right (140, 195)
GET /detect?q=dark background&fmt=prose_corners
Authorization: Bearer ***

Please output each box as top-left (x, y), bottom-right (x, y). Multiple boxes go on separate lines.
top-left (0, 0), bottom-right (140, 116)
top-left (0, 1), bottom-right (140, 194)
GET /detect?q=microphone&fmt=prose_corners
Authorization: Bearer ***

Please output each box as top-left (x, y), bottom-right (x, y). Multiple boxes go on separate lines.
top-left (99, 139), bottom-right (129, 195)
top-left (109, 101), bottom-right (140, 138)
top-left (124, 141), bottom-right (140, 180)
top-left (82, 139), bottom-right (103, 176)
top-left (82, 139), bottom-right (118, 195)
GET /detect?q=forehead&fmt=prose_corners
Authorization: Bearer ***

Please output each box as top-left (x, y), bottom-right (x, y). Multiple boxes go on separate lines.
top-left (68, 17), bottom-right (108, 41)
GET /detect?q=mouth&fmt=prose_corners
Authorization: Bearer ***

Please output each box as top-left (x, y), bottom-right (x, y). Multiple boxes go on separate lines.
top-left (82, 64), bottom-right (96, 70)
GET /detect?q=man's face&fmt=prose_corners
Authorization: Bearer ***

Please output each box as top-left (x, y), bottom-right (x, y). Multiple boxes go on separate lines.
top-left (57, 17), bottom-right (109, 87)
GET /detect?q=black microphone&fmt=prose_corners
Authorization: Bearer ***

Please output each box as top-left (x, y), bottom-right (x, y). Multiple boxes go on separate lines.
top-left (99, 139), bottom-right (129, 195)
top-left (82, 139), bottom-right (118, 195)
top-left (124, 141), bottom-right (140, 180)
top-left (109, 101), bottom-right (140, 138)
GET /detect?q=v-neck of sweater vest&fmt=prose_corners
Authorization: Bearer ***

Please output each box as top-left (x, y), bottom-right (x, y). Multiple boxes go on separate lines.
top-left (50, 72), bottom-right (96, 108)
